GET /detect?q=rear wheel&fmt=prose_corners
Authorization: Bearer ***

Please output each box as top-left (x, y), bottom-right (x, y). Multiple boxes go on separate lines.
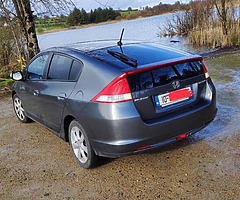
top-left (69, 120), bottom-right (98, 169)
top-left (13, 94), bottom-right (31, 123)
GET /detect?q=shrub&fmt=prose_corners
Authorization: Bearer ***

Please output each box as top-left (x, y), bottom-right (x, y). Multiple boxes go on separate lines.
top-left (126, 13), bottom-right (139, 20)
top-left (36, 28), bottom-right (45, 33)
top-left (160, 0), bottom-right (240, 48)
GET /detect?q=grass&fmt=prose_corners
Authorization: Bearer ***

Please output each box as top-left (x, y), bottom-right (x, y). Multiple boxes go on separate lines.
top-left (120, 10), bottom-right (139, 15)
top-left (205, 54), bottom-right (240, 69)
top-left (204, 52), bottom-right (240, 82)
top-left (35, 17), bottom-right (69, 34)
top-left (0, 79), bottom-right (14, 87)
top-left (0, 79), bottom-right (14, 97)
top-left (36, 26), bottom-right (69, 33)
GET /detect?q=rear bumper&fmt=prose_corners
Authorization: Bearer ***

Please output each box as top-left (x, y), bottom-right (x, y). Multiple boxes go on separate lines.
top-left (78, 95), bottom-right (217, 158)
top-left (100, 118), bottom-right (215, 157)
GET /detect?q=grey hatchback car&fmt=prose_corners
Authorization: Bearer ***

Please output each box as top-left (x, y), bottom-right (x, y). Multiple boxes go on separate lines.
top-left (12, 40), bottom-right (217, 168)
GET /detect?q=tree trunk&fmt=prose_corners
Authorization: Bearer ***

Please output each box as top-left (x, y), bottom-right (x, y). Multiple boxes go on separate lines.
top-left (12, 0), bottom-right (29, 47)
top-left (19, 0), bottom-right (40, 59)
top-left (221, 0), bottom-right (228, 35)
top-left (215, 0), bottom-right (228, 35)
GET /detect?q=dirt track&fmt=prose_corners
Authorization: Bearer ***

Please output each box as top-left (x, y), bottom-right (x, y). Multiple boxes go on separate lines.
top-left (0, 54), bottom-right (240, 199)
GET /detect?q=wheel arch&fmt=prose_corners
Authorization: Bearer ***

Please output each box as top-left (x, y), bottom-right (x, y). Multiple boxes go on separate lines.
top-left (63, 115), bottom-right (75, 142)
top-left (12, 90), bottom-right (16, 98)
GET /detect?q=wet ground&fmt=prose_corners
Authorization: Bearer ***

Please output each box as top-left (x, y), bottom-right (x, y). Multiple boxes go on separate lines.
top-left (0, 52), bottom-right (240, 199)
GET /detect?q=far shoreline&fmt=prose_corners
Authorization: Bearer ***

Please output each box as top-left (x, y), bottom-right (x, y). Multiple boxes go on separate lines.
top-left (37, 11), bottom-right (182, 35)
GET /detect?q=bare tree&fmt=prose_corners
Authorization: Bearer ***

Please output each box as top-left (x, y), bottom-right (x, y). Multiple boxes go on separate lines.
top-left (0, 0), bottom-right (75, 61)
top-left (214, 0), bottom-right (229, 35)
top-left (0, 0), bottom-right (108, 61)
top-left (0, 0), bottom-right (23, 57)
top-left (12, 0), bottom-right (40, 59)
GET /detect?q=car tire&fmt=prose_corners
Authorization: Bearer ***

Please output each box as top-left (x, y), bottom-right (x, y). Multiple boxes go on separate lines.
top-left (13, 94), bottom-right (31, 123)
top-left (69, 120), bottom-right (98, 169)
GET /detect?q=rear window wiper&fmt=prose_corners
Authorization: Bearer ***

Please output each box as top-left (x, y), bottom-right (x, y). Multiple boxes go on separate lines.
top-left (107, 50), bottom-right (138, 67)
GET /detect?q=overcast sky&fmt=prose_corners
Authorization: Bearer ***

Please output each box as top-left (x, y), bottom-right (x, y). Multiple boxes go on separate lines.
top-left (75, 0), bottom-right (190, 11)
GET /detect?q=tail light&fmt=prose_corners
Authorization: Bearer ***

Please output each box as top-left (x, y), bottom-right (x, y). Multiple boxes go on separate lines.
top-left (201, 61), bottom-right (210, 79)
top-left (91, 73), bottom-right (132, 103)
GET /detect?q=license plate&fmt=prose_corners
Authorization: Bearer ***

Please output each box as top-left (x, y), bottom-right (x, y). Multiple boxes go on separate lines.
top-left (155, 87), bottom-right (193, 107)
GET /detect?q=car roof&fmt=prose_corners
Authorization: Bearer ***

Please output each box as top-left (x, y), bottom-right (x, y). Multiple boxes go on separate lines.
top-left (45, 40), bottom-right (200, 72)
top-left (63, 40), bottom-right (139, 52)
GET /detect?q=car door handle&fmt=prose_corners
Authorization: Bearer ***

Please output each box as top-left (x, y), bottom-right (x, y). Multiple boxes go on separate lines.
top-left (33, 90), bottom-right (39, 96)
top-left (57, 93), bottom-right (66, 100)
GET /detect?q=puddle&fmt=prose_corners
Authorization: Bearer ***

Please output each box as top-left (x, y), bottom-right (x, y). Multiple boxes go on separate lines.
top-left (196, 69), bottom-right (240, 145)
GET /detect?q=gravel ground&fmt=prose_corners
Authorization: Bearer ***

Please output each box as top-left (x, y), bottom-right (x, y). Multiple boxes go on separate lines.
top-left (0, 53), bottom-right (240, 199)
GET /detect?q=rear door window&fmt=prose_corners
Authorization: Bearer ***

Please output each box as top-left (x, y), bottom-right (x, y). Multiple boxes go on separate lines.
top-left (48, 55), bottom-right (73, 80)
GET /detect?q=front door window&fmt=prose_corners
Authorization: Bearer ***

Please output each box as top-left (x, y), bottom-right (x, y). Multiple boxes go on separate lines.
top-left (28, 54), bottom-right (50, 80)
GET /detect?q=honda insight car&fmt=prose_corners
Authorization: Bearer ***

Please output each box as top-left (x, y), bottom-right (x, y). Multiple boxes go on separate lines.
top-left (11, 40), bottom-right (217, 168)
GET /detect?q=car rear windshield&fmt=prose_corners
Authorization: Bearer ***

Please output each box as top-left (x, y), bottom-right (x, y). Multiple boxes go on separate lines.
top-left (127, 61), bottom-right (204, 92)
top-left (86, 43), bottom-right (189, 70)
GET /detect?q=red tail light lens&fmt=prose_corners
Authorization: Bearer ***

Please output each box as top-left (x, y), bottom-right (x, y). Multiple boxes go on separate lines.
top-left (91, 73), bottom-right (133, 103)
top-left (201, 61), bottom-right (210, 79)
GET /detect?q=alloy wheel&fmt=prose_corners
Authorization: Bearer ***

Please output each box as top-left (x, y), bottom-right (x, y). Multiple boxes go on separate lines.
top-left (14, 97), bottom-right (25, 121)
top-left (70, 126), bottom-right (88, 163)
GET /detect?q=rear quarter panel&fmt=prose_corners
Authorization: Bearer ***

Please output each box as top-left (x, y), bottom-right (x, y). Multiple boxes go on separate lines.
top-left (61, 53), bottom-right (123, 136)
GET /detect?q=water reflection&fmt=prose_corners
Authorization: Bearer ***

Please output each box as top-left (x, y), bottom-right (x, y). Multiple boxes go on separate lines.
top-left (38, 13), bottom-right (201, 53)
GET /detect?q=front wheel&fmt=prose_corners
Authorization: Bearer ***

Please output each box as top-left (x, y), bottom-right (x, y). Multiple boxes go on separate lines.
top-left (69, 120), bottom-right (98, 169)
top-left (13, 94), bottom-right (31, 123)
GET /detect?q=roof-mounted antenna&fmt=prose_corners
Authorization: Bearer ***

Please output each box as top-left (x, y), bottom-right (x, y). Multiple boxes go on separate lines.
top-left (117, 28), bottom-right (124, 53)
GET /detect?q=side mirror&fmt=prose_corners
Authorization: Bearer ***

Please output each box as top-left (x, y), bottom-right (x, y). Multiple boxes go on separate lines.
top-left (11, 71), bottom-right (23, 81)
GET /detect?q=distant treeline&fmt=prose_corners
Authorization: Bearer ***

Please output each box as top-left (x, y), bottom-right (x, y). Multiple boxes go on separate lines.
top-left (139, 2), bottom-right (188, 17)
top-left (66, 2), bottom-right (188, 26)
top-left (67, 7), bottom-right (118, 26)
top-left (118, 2), bottom-right (189, 20)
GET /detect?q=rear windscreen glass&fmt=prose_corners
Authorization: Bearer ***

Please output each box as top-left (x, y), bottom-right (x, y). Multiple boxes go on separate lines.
top-left (127, 61), bottom-right (204, 92)
top-left (87, 44), bottom-right (187, 70)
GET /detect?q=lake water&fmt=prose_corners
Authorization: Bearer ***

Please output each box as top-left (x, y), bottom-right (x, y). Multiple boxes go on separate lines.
top-left (37, 13), bottom-right (198, 53)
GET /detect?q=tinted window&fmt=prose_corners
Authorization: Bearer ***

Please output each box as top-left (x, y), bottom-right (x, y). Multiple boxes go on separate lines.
top-left (174, 62), bottom-right (200, 79)
top-left (28, 54), bottom-right (50, 80)
top-left (191, 61), bottom-right (204, 74)
top-left (152, 66), bottom-right (178, 86)
top-left (139, 71), bottom-right (153, 90)
top-left (128, 61), bottom-right (204, 92)
top-left (48, 55), bottom-right (73, 80)
top-left (87, 44), bottom-right (184, 69)
top-left (69, 60), bottom-right (82, 81)
top-left (128, 75), bottom-right (140, 92)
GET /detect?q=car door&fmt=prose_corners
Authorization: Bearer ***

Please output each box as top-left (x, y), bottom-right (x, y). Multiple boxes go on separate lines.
top-left (38, 54), bottom-right (83, 133)
top-left (18, 53), bottom-right (51, 123)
